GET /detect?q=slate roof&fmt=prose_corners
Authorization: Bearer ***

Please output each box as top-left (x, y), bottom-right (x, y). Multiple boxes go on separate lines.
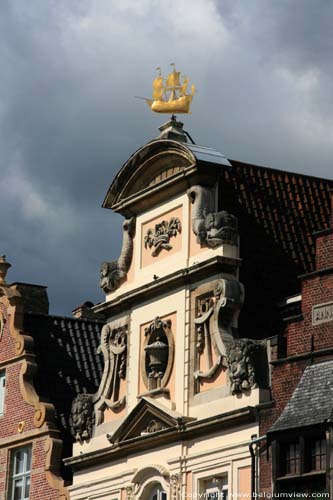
top-left (225, 160), bottom-right (332, 273)
top-left (23, 312), bottom-right (104, 478)
top-left (269, 360), bottom-right (333, 433)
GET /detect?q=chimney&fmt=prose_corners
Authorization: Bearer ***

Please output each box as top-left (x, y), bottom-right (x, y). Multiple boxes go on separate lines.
top-left (72, 301), bottom-right (97, 320)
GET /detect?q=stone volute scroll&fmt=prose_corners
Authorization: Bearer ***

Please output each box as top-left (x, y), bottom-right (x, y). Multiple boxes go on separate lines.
top-left (70, 321), bottom-right (128, 439)
top-left (194, 278), bottom-right (244, 383)
top-left (194, 278), bottom-right (268, 395)
top-left (141, 317), bottom-right (174, 394)
top-left (187, 185), bottom-right (238, 247)
top-left (100, 217), bottom-right (135, 293)
top-left (93, 322), bottom-right (128, 424)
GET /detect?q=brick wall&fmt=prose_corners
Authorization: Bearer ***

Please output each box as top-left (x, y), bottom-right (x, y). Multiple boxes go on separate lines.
top-left (259, 194), bottom-right (333, 493)
top-left (0, 287), bottom-right (64, 500)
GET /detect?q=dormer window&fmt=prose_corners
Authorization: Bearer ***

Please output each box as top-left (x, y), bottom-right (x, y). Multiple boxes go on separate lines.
top-left (285, 442), bottom-right (301, 475)
top-left (311, 438), bottom-right (326, 471)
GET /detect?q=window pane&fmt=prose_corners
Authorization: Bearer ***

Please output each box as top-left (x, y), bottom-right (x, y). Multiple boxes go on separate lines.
top-left (25, 450), bottom-right (31, 472)
top-left (13, 478), bottom-right (23, 500)
top-left (24, 476), bottom-right (30, 498)
top-left (311, 438), bottom-right (326, 471)
top-left (206, 492), bottom-right (218, 500)
top-left (14, 452), bottom-right (25, 475)
top-left (11, 447), bottom-right (32, 500)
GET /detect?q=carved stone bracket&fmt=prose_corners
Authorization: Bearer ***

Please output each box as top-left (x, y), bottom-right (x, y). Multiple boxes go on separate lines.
top-left (144, 217), bottom-right (181, 257)
top-left (227, 338), bottom-right (267, 395)
top-left (187, 185), bottom-right (238, 248)
top-left (70, 393), bottom-right (95, 443)
top-left (100, 217), bottom-right (135, 293)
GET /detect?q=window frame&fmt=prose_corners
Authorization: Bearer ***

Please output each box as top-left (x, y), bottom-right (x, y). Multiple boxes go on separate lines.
top-left (285, 441), bottom-right (301, 475)
top-left (203, 476), bottom-right (228, 500)
top-left (311, 438), bottom-right (327, 472)
top-left (9, 445), bottom-right (32, 500)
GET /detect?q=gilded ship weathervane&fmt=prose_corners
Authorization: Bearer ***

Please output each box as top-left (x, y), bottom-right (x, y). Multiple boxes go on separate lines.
top-left (144, 63), bottom-right (196, 114)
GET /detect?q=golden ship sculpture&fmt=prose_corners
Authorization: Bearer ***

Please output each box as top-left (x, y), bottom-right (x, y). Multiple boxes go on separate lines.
top-left (145, 64), bottom-right (196, 114)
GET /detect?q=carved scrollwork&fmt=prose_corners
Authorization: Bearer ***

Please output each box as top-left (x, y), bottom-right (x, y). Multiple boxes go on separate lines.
top-left (188, 185), bottom-right (238, 247)
top-left (144, 217), bottom-right (181, 257)
top-left (194, 278), bottom-right (246, 388)
top-left (100, 217), bottom-right (135, 293)
top-left (94, 322), bottom-right (128, 424)
top-left (70, 393), bottom-right (95, 443)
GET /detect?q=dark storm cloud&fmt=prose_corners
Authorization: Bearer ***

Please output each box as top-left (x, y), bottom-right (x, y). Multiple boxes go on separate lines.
top-left (0, 0), bottom-right (332, 314)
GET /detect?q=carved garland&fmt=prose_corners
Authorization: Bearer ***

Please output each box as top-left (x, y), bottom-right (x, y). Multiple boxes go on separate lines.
top-left (144, 217), bottom-right (181, 257)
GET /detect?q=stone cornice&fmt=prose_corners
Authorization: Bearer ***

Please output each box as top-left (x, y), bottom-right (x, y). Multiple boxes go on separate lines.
top-left (65, 406), bottom-right (257, 470)
top-left (93, 256), bottom-right (242, 317)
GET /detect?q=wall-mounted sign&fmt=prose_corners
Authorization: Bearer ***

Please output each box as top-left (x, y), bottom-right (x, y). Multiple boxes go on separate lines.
top-left (312, 302), bottom-right (333, 325)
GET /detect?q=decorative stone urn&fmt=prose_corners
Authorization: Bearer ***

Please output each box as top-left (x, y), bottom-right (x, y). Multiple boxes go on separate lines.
top-left (0, 255), bottom-right (11, 285)
top-left (144, 337), bottom-right (168, 389)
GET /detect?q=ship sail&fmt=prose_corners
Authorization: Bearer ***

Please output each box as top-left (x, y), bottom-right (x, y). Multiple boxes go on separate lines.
top-left (166, 70), bottom-right (181, 88)
top-left (152, 76), bottom-right (164, 100)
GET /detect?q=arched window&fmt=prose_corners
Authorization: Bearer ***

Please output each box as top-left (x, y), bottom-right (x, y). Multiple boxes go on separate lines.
top-left (148, 484), bottom-right (167, 500)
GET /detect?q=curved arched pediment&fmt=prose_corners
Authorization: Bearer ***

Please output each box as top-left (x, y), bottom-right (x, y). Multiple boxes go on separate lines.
top-left (131, 464), bottom-right (170, 485)
top-left (103, 139), bottom-right (196, 214)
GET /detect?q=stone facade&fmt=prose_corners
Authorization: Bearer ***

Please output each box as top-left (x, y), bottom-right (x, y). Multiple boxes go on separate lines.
top-left (66, 122), bottom-right (274, 500)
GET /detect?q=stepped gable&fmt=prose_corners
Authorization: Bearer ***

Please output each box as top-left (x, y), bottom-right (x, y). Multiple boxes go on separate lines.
top-left (23, 313), bottom-right (104, 431)
top-left (225, 160), bottom-right (332, 274)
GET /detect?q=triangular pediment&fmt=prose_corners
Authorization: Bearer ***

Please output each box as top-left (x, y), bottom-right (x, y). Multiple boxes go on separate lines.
top-left (108, 397), bottom-right (194, 444)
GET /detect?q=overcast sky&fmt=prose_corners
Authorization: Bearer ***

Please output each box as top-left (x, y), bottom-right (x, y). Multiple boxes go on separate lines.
top-left (1, 0), bottom-right (332, 315)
